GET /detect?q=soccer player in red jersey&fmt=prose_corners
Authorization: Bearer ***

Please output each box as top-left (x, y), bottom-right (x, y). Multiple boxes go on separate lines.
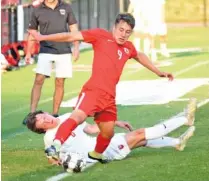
top-left (29, 13), bottom-right (174, 163)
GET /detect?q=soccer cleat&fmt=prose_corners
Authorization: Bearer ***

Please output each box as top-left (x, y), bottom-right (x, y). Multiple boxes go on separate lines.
top-left (52, 114), bottom-right (59, 118)
top-left (185, 98), bottom-right (197, 126)
top-left (45, 145), bottom-right (59, 160)
top-left (22, 112), bottom-right (31, 125)
top-left (88, 151), bottom-right (109, 164)
top-left (176, 126), bottom-right (195, 151)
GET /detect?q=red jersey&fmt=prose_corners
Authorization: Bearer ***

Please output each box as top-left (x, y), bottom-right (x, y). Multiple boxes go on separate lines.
top-left (81, 28), bottom-right (137, 97)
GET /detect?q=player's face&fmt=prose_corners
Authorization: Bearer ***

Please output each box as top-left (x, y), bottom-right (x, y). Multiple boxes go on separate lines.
top-left (35, 113), bottom-right (59, 130)
top-left (113, 20), bottom-right (133, 45)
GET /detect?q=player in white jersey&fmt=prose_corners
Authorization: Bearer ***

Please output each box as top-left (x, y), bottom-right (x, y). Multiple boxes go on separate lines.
top-left (25, 99), bottom-right (197, 166)
top-left (128, 0), bottom-right (170, 61)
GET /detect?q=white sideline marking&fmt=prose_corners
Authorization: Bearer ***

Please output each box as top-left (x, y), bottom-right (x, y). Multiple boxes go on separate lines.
top-left (156, 47), bottom-right (205, 53)
top-left (173, 98), bottom-right (209, 103)
top-left (197, 98), bottom-right (209, 108)
top-left (2, 90), bottom-right (79, 118)
top-left (126, 60), bottom-right (209, 77)
top-left (173, 98), bottom-right (190, 102)
top-left (174, 60), bottom-right (209, 77)
top-left (46, 163), bottom-right (95, 181)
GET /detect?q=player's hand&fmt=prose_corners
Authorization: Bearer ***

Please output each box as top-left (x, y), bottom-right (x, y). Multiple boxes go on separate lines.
top-left (159, 72), bottom-right (174, 81)
top-left (25, 53), bottom-right (31, 64)
top-left (27, 30), bottom-right (43, 41)
top-left (115, 121), bottom-right (133, 131)
top-left (72, 47), bottom-right (80, 62)
top-left (48, 157), bottom-right (61, 166)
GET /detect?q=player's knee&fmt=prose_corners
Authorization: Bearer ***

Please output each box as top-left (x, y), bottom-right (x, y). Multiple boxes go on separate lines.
top-left (70, 109), bottom-right (87, 124)
top-left (135, 128), bottom-right (145, 135)
top-left (134, 128), bottom-right (146, 140)
top-left (100, 130), bottom-right (114, 139)
top-left (55, 78), bottom-right (65, 88)
top-left (34, 77), bottom-right (44, 86)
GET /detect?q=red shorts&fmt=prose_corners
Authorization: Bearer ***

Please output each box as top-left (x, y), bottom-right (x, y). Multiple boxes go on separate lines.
top-left (74, 87), bottom-right (117, 122)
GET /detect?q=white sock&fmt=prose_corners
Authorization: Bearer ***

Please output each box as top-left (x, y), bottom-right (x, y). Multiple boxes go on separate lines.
top-left (134, 38), bottom-right (140, 51)
top-left (145, 116), bottom-right (187, 140)
top-left (160, 43), bottom-right (167, 50)
top-left (151, 48), bottom-right (157, 62)
top-left (146, 137), bottom-right (180, 148)
top-left (143, 38), bottom-right (151, 55)
top-left (160, 116), bottom-right (187, 133)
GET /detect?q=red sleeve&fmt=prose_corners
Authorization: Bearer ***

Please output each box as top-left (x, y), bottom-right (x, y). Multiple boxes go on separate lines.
top-left (81, 28), bottom-right (104, 44)
top-left (129, 42), bottom-right (138, 59)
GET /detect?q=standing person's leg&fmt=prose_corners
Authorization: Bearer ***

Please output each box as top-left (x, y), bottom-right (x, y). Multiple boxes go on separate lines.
top-left (30, 53), bottom-right (52, 112)
top-left (30, 74), bottom-right (46, 112)
top-left (159, 23), bottom-right (170, 58)
top-left (53, 78), bottom-right (65, 116)
top-left (149, 34), bottom-right (157, 62)
top-left (54, 54), bottom-right (72, 116)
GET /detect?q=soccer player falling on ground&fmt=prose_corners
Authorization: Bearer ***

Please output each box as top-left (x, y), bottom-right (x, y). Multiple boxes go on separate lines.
top-left (29, 13), bottom-right (174, 163)
top-left (25, 98), bottom-right (197, 171)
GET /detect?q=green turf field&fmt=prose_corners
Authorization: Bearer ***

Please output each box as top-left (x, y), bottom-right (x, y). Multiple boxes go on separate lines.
top-left (2, 27), bottom-right (209, 181)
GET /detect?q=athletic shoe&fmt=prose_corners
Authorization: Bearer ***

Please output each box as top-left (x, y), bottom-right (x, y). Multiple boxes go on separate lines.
top-left (88, 151), bottom-right (109, 164)
top-left (185, 98), bottom-right (197, 126)
top-left (176, 126), bottom-right (195, 151)
top-left (45, 145), bottom-right (59, 160)
top-left (22, 112), bottom-right (31, 125)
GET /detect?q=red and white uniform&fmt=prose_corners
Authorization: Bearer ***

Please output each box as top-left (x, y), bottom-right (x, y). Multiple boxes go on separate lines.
top-left (44, 113), bottom-right (131, 163)
top-left (74, 28), bottom-right (137, 121)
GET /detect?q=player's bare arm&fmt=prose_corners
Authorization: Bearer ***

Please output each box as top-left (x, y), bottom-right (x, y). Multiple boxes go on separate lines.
top-left (69, 24), bottom-right (80, 61)
top-left (115, 121), bottom-right (133, 131)
top-left (83, 123), bottom-right (100, 134)
top-left (134, 52), bottom-right (174, 80)
top-left (25, 30), bottom-right (38, 63)
top-left (28, 29), bottom-right (84, 42)
top-left (83, 121), bottom-right (133, 135)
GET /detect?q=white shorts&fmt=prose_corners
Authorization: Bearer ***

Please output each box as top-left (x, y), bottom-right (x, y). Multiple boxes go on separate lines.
top-left (103, 133), bottom-right (131, 161)
top-left (59, 133), bottom-right (131, 163)
top-left (36, 53), bottom-right (72, 78)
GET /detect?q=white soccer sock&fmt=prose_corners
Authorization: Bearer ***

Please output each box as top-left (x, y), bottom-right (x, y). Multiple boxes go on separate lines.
top-left (134, 38), bottom-right (140, 51)
top-left (146, 137), bottom-right (180, 148)
top-left (161, 116), bottom-right (187, 133)
top-left (145, 116), bottom-right (187, 140)
top-left (160, 43), bottom-right (167, 50)
top-left (151, 48), bottom-right (157, 62)
top-left (143, 38), bottom-right (151, 55)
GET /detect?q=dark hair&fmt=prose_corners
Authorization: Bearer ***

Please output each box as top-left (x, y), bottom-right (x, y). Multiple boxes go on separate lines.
top-left (115, 13), bottom-right (135, 29)
top-left (25, 110), bottom-right (46, 134)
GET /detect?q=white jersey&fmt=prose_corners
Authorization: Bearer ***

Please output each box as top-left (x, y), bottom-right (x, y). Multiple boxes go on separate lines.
top-left (44, 113), bottom-right (96, 153)
top-left (44, 113), bottom-right (130, 162)
top-left (131, 0), bottom-right (167, 35)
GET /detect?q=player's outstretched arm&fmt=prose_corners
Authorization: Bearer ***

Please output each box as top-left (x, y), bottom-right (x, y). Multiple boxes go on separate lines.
top-left (83, 123), bottom-right (100, 134)
top-left (28, 29), bottom-right (84, 42)
top-left (134, 52), bottom-right (174, 81)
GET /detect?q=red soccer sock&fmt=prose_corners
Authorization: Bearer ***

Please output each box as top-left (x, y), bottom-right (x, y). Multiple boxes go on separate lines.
top-left (95, 133), bottom-right (111, 154)
top-left (54, 118), bottom-right (78, 144)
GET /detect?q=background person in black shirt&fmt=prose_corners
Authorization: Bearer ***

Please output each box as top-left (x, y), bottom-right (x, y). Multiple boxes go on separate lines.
top-left (26, 0), bottom-right (79, 117)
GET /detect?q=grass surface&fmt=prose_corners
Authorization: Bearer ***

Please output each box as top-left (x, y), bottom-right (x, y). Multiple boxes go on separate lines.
top-left (1, 27), bottom-right (209, 181)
